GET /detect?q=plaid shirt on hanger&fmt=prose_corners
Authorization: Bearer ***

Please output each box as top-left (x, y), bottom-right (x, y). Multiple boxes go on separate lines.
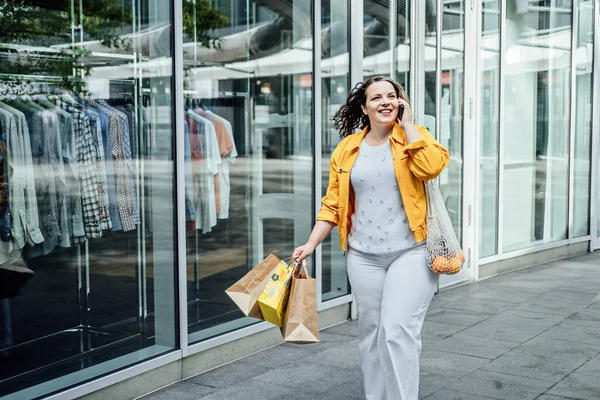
top-left (86, 110), bottom-right (112, 231)
top-left (85, 98), bottom-right (136, 232)
top-left (55, 100), bottom-right (102, 241)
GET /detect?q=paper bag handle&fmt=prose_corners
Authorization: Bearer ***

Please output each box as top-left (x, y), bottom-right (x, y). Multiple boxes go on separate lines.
top-left (293, 259), bottom-right (309, 278)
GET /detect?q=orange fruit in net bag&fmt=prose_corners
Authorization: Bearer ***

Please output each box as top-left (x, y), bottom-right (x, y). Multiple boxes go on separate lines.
top-left (448, 255), bottom-right (462, 274)
top-left (431, 256), bottom-right (449, 273)
top-left (456, 250), bottom-right (465, 263)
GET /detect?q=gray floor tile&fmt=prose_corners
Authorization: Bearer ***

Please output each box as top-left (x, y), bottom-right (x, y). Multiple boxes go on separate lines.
top-left (515, 335), bottom-right (600, 358)
top-left (187, 361), bottom-right (272, 389)
top-left (541, 321), bottom-right (600, 346)
top-left (418, 372), bottom-right (461, 398)
top-left (420, 349), bottom-right (490, 378)
top-left (435, 284), bottom-right (483, 302)
top-left (440, 298), bottom-right (517, 315)
top-left (513, 300), bottom-right (588, 318)
top-left (526, 263), bottom-right (592, 277)
top-left (567, 307), bottom-right (600, 329)
top-left (144, 382), bottom-right (216, 400)
top-left (323, 379), bottom-right (365, 400)
top-left (551, 261), bottom-right (600, 277)
top-left (480, 351), bottom-right (589, 383)
top-left (305, 338), bottom-right (361, 369)
top-left (576, 354), bottom-right (600, 375)
top-left (424, 389), bottom-right (496, 399)
top-left (557, 280), bottom-right (600, 293)
top-left (483, 277), bottom-right (560, 294)
top-left (568, 253), bottom-right (600, 266)
top-left (547, 372), bottom-right (600, 399)
top-left (425, 308), bottom-right (496, 327)
top-left (323, 320), bottom-right (358, 337)
top-left (427, 332), bottom-right (519, 359)
top-left (421, 320), bottom-right (466, 340)
top-left (253, 362), bottom-right (357, 394)
top-left (535, 395), bottom-right (580, 400)
top-left (278, 391), bottom-right (319, 400)
top-left (237, 343), bottom-right (317, 368)
top-left (501, 269), bottom-right (586, 286)
top-left (458, 309), bottom-right (564, 343)
top-left (447, 370), bottom-right (555, 400)
top-left (197, 379), bottom-right (297, 400)
top-left (541, 290), bottom-right (600, 305)
top-left (312, 330), bottom-right (357, 343)
top-left (467, 287), bottom-right (540, 304)
top-left (512, 291), bottom-right (594, 317)
top-left (549, 259), bottom-right (600, 272)
top-left (588, 301), bottom-right (600, 311)
top-left (281, 332), bottom-right (349, 354)
top-left (422, 336), bottom-right (439, 348)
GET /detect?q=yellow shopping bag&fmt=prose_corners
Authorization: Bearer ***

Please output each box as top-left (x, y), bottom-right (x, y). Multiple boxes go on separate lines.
top-left (257, 259), bottom-right (299, 327)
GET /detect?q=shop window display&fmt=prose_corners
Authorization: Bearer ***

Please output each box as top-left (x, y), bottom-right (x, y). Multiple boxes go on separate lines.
top-left (181, 0), bottom-right (315, 342)
top-left (0, 1), bottom-right (177, 398)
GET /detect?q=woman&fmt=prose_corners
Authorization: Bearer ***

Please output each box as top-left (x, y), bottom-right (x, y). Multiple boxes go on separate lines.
top-left (293, 76), bottom-right (449, 400)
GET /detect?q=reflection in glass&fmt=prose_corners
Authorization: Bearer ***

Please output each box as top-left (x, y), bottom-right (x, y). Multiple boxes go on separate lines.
top-left (363, 0), bottom-right (391, 74)
top-left (502, 3), bottom-right (571, 252)
top-left (363, 0), bottom-right (410, 87)
top-left (479, 0), bottom-right (500, 257)
top-left (321, 1), bottom-right (350, 301)
top-left (0, 1), bottom-right (177, 398)
top-left (573, 0), bottom-right (594, 237)
top-left (439, 0), bottom-right (464, 241)
top-left (424, 0), bottom-right (437, 137)
top-left (396, 0), bottom-right (411, 92)
top-left (183, 0), bottom-right (314, 342)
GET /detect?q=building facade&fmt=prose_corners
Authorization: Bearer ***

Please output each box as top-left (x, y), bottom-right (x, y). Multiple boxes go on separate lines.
top-left (0, 0), bottom-right (598, 398)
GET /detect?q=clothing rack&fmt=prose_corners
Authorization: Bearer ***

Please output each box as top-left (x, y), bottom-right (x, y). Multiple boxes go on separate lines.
top-left (0, 75), bottom-right (148, 360)
top-left (184, 97), bottom-right (236, 328)
top-left (0, 73), bottom-right (84, 83)
top-left (185, 96), bottom-right (208, 320)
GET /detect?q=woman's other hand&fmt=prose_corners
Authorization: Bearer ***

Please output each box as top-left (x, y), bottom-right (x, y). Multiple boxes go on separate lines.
top-left (396, 97), bottom-right (414, 128)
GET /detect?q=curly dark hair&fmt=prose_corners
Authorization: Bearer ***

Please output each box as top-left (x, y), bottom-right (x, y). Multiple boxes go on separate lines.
top-left (332, 76), bottom-right (410, 138)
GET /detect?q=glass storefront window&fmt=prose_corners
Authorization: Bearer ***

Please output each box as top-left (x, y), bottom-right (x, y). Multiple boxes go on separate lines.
top-left (502, 2), bottom-right (571, 252)
top-left (573, 0), bottom-right (594, 238)
top-left (321, 1), bottom-right (350, 301)
top-left (396, 0), bottom-right (411, 91)
top-left (439, 0), bottom-right (464, 242)
top-left (363, 0), bottom-right (411, 86)
top-left (424, 0), bottom-right (436, 136)
top-left (183, 0), bottom-right (314, 342)
top-left (480, 0), bottom-right (500, 257)
top-left (0, 1), bottom-right (177, 398)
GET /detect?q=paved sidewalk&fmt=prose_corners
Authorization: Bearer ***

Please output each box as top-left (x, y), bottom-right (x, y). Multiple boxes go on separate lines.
top-left (145, 252), bottom-right (600, 400)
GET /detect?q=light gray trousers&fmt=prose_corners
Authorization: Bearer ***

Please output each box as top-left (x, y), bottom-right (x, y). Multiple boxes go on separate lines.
top-left (347, 245), bottom-right (438, 400)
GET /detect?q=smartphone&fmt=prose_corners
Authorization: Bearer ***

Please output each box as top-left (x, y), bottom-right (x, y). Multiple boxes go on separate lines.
top-left (398, 104), bottom-right (404, 121)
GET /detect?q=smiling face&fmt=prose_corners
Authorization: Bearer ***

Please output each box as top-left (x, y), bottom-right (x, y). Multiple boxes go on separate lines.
top-left (361, 80), bottom-right (400, 127)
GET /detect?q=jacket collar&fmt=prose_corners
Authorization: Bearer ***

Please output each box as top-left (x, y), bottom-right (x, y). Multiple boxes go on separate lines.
top-left (344, 123), bottom-right (406, 151)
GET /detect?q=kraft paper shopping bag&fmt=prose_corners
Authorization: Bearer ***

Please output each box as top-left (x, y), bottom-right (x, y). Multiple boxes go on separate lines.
top-left (281, 263), bottom-right (319, 344)
top-left (225, 254), bottom-right (281, 320)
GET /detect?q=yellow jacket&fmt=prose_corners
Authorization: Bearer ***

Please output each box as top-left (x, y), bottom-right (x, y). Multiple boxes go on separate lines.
top-left (317, 123), bottom-right (450, 251)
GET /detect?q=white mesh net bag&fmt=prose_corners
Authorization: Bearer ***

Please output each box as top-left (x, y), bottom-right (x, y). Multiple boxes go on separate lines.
top-left (424, 179), bottom-right (464, 274)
